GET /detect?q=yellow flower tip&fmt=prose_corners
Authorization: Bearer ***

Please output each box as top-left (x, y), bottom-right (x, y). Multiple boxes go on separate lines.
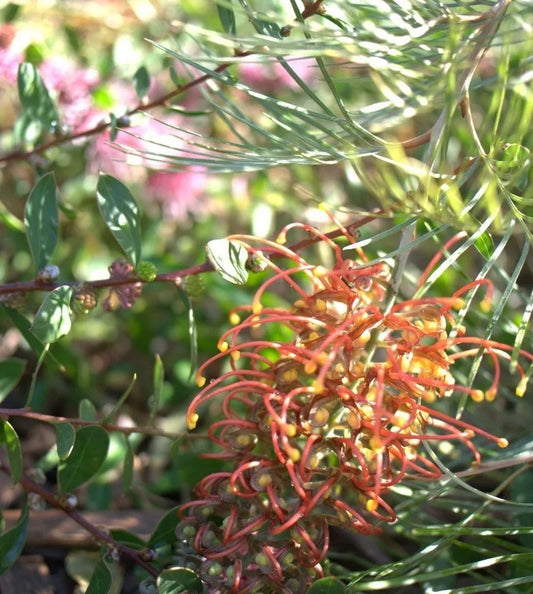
top-left (471, 389), bottom-right (485, 403)
top-left (318, 201), bottom-right (329, 211)
top-left (313, 265), bottom-right (328, 278)
top-left (283, 424), bottom-right (297, 437)
top-left (229, 312), bottom-right (241, 325)
top-left (293, 299), bottom-right (306, 309)
top-left (276, 232), bottom-right (287, 245)
top-left (453, 298), bottom-right (465, 310)
top-left (312, 380), bottom-right (324, 394)
top-left (187, 413), bottom-right (199, 430)
top-left (463, 429), bottom-right (475, 439)
top-left (480, 297), bottom-right (491, 313)
top-left (288, 447), bottom-right (301, 462)
top-left (366, 498), bottom-right (379, 513)
top-left (515, 377), bottom-right (528, 398)
top-left (456, 324), bottom-right (467, 336)
top-left (485, 387), bottom-right (497, 402)
top-left (218, 341), bottom-right (229, 352)
top-left (196, 375), bottom-right (207, 388)
top-left (304, 361), bottom-right (317, 374)
top-left (252, 302), bottom-right (263, 315)
top-left (498, 437), bottom-right (509, 448)
top-left (230, 350), bottom-right (241, 362)
top-left (313, 298), bottom-right (327, 313)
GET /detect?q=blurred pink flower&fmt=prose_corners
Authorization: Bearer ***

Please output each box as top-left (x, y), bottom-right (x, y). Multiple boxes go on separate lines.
top-left (39, 56), bottom-right (100, 131)
top-left (146, 168), bottom-right (207, 221)
top-left (239, 56), bottom-right (317, 93)
top-left (0, 46), bottom-right (21, 83)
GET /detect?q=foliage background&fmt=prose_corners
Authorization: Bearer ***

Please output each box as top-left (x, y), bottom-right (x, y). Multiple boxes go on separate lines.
top-left (0, 0), bottom-right (532, 592)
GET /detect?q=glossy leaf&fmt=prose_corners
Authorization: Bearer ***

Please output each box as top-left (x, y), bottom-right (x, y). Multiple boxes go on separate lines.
top-left (148, 506), bottom-right (180, 548)
top-left (55, 421), bottom-right (76, 460)
top-left (96, 174), bottom-right (142, 267)
top-left (31, 285), bottom-right (73, 343)
top-left (157, 568), bottom-right (203, 594)
top-left (308, 577), bottom-right (346, 593)
top-left (0, 358), bottom-right (26, 403)
top-left (217, 0), bottom-right (236, 35)
top-left (0, 505), bottom-right (28, 574)
top-left (0, 420), bottom-right (23, 483)
top-left (133, 65), bottom-right (150, 99)
top-left (474, 231), bottom-right (494, 260)
top-left (206, 239), bottom-right (248, 285)
top-left (85, 557), bottom-right (112, 594)
top-left (16, 62), bottom-right (58, 144)
top-left (24, 172), bottom-right (58, 270)
top-left (58, 426), bottom-right (110, 493)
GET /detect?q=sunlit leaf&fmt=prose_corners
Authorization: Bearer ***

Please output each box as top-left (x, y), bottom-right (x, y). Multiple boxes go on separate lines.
top-left (0, 420), bottom-right (23, 483)
top-left (56, 421), bottom-right (76, 460)
top-left (157, 568), bottom-right (203, 594)
top-left (31, 286), bottom-right (73, 343)
top-left (96, 174), bottom-right (142, 267)
top-left (24, 172), bottom-right (58, 270)
top-left (206, 239), bottom-right (248, 285)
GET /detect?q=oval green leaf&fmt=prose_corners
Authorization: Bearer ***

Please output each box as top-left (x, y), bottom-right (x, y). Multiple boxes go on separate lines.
top-left (148, 506), bottom-right (180, 548)
top-left (133, 65), bottom-right (150, 99)
top-left (96, 174), bottom-right (142, 267)
top-left (56, 421), bottom-right (76, 460)
top-left (157, 567), bottom-right (203, 594)
top-left (0, 358), bottom-right (26, 403)
top-left (79, 398), bottom-right (98, 421)
top-left (31, 285), bottom-right (73, 343)
top-left (217, 0), bottom-right (236, 35)
top-left (0, 505), bottom-right (29, 574)
top-left (206, 239), bottom-right (248, 285)
top-left (58, 426), bottom-right (110, 493)
top-left (308, 577), bottom-right (346, 594)
top-left (0, 420), bottom-right (23, 483)
top-left (85, 557), bottom-right (112, 594)
top-left (24, 172), bottom-right (58, 270)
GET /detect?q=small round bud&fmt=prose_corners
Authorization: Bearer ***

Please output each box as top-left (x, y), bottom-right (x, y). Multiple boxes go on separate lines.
top-left (60, 494), bottom-right (78, 509)
top-left (184, 274), bottom-right (205, 297)
top-left (36, 264), bottom-right (60, 284)
top-left (116, 114), bottom-right (131, 128)
top-left (105, 547), bottom-right (120, 563)
top-left (0, 291), bottom-right (27, 310)
top-left (136, 261), bottom-right (158, 282)
top-left (280, 25), bottom-right (292, 37)
top-left (28, 492), bottom-right (46, 511)
top-left (140, 547), bottom-right (158, 562)
top-left (71, 286), bottom-right (98, 314)
top-left (246, 251), bottom-right (268, 273)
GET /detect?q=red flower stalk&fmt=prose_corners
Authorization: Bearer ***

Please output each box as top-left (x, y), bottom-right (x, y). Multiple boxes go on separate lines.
top-left (177, 223), bottom-right (532, 593)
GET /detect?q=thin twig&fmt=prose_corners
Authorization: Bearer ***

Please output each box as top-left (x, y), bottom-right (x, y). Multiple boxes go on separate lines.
top-left (0, 462), bottom-right (159, 578)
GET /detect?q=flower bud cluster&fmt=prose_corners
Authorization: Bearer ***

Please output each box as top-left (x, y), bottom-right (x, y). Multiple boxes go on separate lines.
top-left (180, 224), bottom-right (531, 593)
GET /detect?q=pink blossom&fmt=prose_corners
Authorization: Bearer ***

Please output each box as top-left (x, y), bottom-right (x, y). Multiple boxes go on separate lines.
top-left (146, 168), bottom-right (207, 221)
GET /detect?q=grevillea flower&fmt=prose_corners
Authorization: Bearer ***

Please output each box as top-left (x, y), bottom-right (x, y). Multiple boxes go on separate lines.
top-left (177, 221), bottom-right (531, 593)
